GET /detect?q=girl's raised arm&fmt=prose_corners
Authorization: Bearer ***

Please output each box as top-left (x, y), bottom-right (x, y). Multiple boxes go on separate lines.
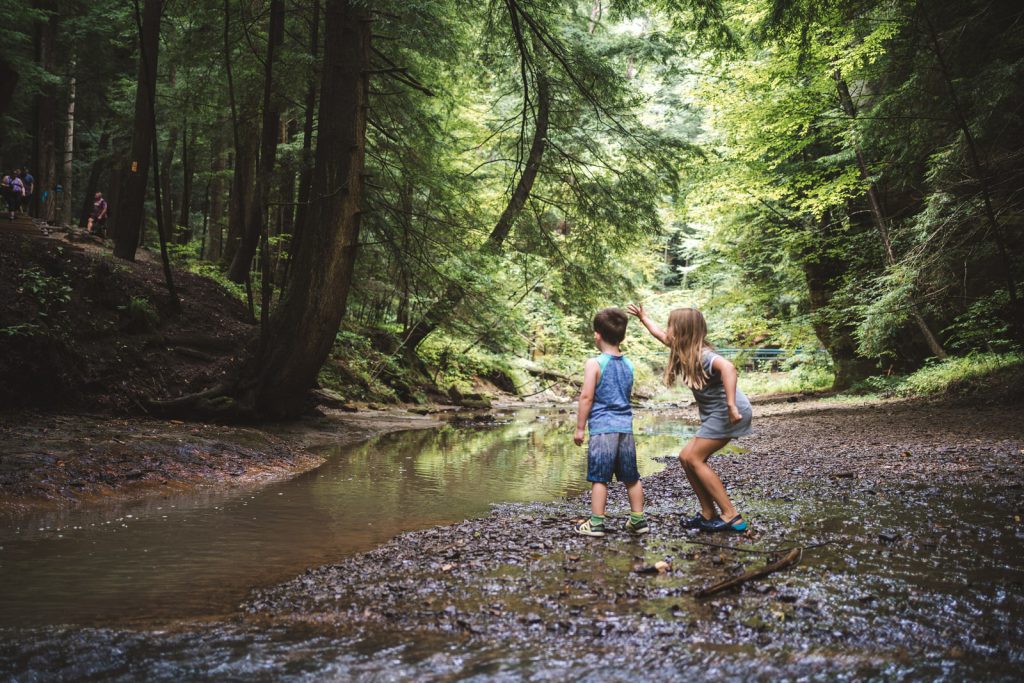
top-left (627, 303), bottom-right (669, 346)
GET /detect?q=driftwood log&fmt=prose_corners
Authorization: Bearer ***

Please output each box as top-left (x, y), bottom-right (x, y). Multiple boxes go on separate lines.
top-left (695, 547), bottom-right (803, 597)
top-left (521, 363), bottom-right (652, 399)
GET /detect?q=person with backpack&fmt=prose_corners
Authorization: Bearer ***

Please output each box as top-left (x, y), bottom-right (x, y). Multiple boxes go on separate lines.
top-left (0, 172), bottom-right (12, 218)
top-left (5, 170), bottom-right (24, 220)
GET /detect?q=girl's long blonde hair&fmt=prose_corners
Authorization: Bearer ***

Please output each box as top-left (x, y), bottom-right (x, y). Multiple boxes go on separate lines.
top-left (663, 308), bottom-right (713, 390)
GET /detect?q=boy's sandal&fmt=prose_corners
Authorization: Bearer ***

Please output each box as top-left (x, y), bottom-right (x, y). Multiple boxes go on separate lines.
top-left (575, 520), bottom-right (606, 537)
top-left (626, 517), bottom-right (650, 535)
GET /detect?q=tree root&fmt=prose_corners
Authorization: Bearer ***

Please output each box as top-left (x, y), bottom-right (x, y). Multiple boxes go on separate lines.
top-left (143, 383), bottom-right (240, 417)
top-left (695, 547), bottom-right (803, 598)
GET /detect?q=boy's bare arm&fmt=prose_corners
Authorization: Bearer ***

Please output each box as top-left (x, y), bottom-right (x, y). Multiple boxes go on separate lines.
top-left (574, 359), bottom-right (601, 445)
top-left (626, 303), bottom-right (669, 346)
top-left (712, 355), bottom-right (743, 423)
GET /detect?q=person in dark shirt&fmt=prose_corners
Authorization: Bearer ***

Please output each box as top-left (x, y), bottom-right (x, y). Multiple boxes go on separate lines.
top-left (88, 192), bottom-right (109, 236)
top-left (20, 168), bottom-right (34, 216)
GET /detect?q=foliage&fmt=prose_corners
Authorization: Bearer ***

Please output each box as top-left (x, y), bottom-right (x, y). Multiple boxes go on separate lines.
top-left (849, 353), bottom-right (1024, 398)
top-left (118, 296), bottom-right (160, 333)
top-left (4, 0), bottom-right (1021, 408)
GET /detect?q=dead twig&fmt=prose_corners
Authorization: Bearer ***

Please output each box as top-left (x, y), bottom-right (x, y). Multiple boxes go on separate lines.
top-left (695, 547), bottom-right (803, 598)
top-left (683, 538), bottom-right (837, 555)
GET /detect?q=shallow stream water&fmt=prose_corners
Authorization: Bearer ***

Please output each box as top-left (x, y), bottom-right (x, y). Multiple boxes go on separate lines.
top-left (2, 409), bottom-right (1022, 681)
top-left (0, 410), bottom-right (684, 627)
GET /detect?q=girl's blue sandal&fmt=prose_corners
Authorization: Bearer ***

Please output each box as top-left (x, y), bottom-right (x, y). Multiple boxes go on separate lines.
top-left (697, 514), bottom-right (748, 533)
top-left (681, 513), bottom-right (718, 529)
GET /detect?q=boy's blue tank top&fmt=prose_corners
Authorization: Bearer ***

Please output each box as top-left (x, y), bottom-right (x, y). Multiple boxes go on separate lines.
top-left (588, 353), bottom-right (634, 435)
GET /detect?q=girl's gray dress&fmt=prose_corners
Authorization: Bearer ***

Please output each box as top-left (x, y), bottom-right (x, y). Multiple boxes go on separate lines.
top-left (692, 349), bottom-right (753, 439)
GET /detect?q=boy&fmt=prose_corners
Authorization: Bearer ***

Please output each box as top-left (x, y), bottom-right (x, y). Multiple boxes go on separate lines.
top-left (573, 307), bottom-right (648, 537)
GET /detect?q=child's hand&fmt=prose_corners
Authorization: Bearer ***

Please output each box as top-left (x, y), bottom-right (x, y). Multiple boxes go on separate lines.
top-left (626, 303), bottom-right (645, 319)
top-left (574, 427), bottom-right (585, 446)
top-left (728, 404), bottom-right (743, 424)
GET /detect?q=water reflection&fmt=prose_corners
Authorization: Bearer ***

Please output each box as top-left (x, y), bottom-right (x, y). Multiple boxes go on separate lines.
top-left (0, 411), bottom-right (690, 627)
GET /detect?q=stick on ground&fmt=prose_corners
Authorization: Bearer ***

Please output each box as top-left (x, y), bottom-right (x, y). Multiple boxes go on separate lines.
top-left (695, 547), bottom-right (803, 598)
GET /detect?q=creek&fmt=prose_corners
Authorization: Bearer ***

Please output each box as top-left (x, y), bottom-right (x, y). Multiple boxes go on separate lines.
top-left (0, 410), bottom-right (684, 628)
top-left (3, 408), bottom-right (1021, 681)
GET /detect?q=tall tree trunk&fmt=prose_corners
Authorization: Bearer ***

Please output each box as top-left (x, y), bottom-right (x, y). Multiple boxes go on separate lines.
top-left (402, 43), bottom-right (550, 351)
top-left (0, 58), bottom-right (17, 120)
top-left (32, 0), bottom-right (57, 222)
top-left (801, 213), bottom-right (876, 388)
top-left (588, 0), bottom-right (602, 34)
top-left (177, 125), bottom-right (195, 242)
top-left (79, 129), bottom-right (110, 226)
top-left (920, 8), bottom-right (1019, 317)
top-left (60, 68), bottom-right (75, 226)
top-left (224, 134), bottom-right (256, 266)
top-left (273, 119), bottom-right (296, 283)
top-left (106, 153), bottom-right (126, 235)
top-left (159, 122), bottom-right (179, 242)
top-left (229, 0), bottom-right (371, 417)
top-left (113, 0), bottom-right (162, 260)
top-left (207, 150), bottom-right (226, 260)
top-left (288, 0), bottom-right (321, 285)
top-left (227, 0), bottom-right (285, 283)
top-left (833, 71), bottom-right (948, 359)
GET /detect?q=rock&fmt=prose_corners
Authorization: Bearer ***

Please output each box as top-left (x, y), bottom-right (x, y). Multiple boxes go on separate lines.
top-left (633, 560), bottom-right (672, 575)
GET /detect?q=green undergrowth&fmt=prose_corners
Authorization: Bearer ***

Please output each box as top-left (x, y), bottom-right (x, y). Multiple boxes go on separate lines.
top-left (849, 353), bottom-right (1024, 399)
top-left (317, 327), bottom-right (523, 404)
top-left (417, 333), bottom-right (521, 396)
top-left (318, 329), bottom-right (408, 404)
top-left (733, 365), bottom-right (835, 397)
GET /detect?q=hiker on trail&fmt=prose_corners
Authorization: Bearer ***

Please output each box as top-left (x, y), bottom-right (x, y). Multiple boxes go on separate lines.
top-left (5, 170), bottom-right (24, 220)
top-left (21, 168), bottom-right (34, 216)
top-left (629, 304), bottom-right (752, 533)
top-left (88, 191), bottom-right (108, 236)
top-left (573, 307), bottom-right (649, 538)
top-left (0, 172), bottom-right (11, 217)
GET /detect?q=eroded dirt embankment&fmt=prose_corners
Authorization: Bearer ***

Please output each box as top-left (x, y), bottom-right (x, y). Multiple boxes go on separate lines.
top-left (242, 396), bottom-right (1024, 679)
top-left (0, 407), bottom-right (444, 512)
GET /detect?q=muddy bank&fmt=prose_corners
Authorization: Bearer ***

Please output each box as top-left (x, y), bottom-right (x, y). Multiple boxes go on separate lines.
top-left (0, 407), bottom-right (442, 511)
top-left (242, 396), bottom-right (1024, 679)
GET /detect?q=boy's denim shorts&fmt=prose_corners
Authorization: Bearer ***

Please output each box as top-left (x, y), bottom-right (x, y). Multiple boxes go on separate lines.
top-left (587, 432), bottom-right (640, 484)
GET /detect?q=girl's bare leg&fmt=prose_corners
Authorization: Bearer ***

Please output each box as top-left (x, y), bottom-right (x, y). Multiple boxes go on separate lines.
top-left (679, 440), bottom-right (717, 519)
top-left (680, 437), bottom-right (738, 521)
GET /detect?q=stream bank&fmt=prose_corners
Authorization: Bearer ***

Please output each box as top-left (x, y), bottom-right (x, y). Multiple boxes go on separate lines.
top-left (2, 395), bottom-right (1022, 680)
top-left (241, 395), bottom-right (1024, 679)
top-left (0, 406), bottom-right (443, 512)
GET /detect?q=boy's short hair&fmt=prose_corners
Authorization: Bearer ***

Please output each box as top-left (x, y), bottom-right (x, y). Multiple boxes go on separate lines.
top-left (593, 307), bottom-right (628, 345)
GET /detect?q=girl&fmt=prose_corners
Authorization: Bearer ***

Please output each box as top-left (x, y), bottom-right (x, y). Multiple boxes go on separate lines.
top-left (628, 304), bottom-right (751, 532)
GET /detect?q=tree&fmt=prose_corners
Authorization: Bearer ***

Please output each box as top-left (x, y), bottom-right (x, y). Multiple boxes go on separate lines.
top-left (155, 0), bottom-right (370, 418)
top-left (112, 0), bottom-right (163, 260)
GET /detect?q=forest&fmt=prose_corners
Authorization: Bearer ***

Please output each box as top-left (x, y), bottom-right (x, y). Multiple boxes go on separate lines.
top-left (2, 0), bottom-right (1021, 416)
top-left (1, 0), bottom-right (1023, 680)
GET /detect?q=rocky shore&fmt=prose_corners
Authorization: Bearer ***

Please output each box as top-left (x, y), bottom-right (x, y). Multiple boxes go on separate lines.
top-left (242, 396), bottom-right (1024, 679)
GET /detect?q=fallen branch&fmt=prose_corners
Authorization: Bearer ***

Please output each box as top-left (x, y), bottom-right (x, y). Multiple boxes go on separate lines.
top-left (683, 538), bottom-right (837, 555)
top-left (162, 334), bottom-right (241, 352)
top-left (522, 364), bottom-right (579, 387)
top-left (171, 346), bottom-right (221, 362)
top-left (695, 547), bottom-right (802, 598)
